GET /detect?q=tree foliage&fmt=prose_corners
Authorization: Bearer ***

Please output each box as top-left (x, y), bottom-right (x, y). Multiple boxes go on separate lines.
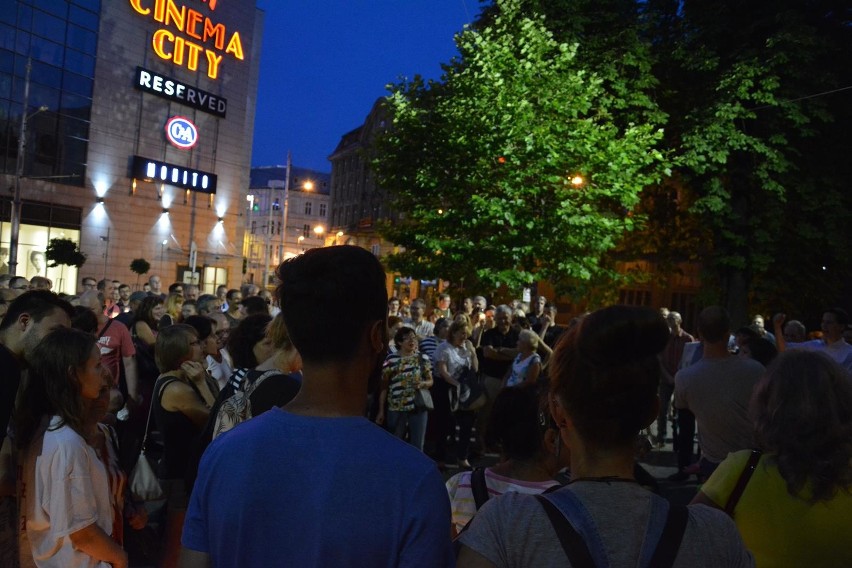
top-left (45, 238), bottom-right (86, 269)
top-left (645, 0), bottom-right (852, 322)
top-left (374, 0), bottom-right (668, 294)
top-left (130, 258), bottom-right (151, 276)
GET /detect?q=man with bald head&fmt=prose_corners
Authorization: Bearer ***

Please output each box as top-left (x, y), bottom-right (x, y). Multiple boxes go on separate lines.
top-left (148, 274), bottom-right (164, 298)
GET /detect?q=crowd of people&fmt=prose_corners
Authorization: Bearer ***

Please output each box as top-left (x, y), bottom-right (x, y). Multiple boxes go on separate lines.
top-left (0, 247), bottom-right (850, 567)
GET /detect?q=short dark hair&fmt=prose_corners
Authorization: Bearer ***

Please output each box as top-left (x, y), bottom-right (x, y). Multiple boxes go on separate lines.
top-left (155, 324), bottom-right (197, 372)
top-left (226, 289), bottom-right (241, 301)
top-left (276, 246), bottom-right (387, 363)
top-left (825, 307), bottom-right (850, 327)
top-left (697, 306), bottom-right (730, 343)
top-left (393, 326), bottom-right (416, 349)
top-left (241, 295), bottom-right (268, 316)
top-left (96, 278), bottom-right (111, 291)
top-left (183, 315), bottom-right (214, 340)
top-left (0, 290), bottom-right (73, 332)
top-left (71, 305), bottom-right (98, 334)
top-left (168, 282), bottom-right (184, 293)
top-left (196, 294), bottom-right (218, 315)
top-left (486, 387), bottom-right (549, 461)
top-left (118, 284), bottom-right (130, 292)
top-left (227, 313), bottom-right (272, 368)
top-left (550, 305), bottom-right (669, 449)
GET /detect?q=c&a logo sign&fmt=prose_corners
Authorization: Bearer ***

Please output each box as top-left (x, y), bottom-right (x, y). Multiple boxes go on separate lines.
top-left (165, 116), bottom-right (199, 149)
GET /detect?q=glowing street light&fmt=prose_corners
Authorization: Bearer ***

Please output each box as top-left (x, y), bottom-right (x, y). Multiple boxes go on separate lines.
top-left (570, 175), bottom-right (585, 187)
top-left (313, 225), bottom-right (325, 236)
top-left (303, 180), bottom-right (314, 191)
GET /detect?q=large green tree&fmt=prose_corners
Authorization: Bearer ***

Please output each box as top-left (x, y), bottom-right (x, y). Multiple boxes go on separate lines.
top-left (645, 0), bottom-right (852, 323)
top-left (374, 0), bottom-right (667, 295)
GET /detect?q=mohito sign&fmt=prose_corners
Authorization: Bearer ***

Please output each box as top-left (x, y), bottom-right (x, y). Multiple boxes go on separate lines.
top-left (129, 0), bottom-right (244, 80)
top-left (165, 116), bottom-right (198, 149)
top-left (135, 67), bottom-right (227, 117)
top-left (131, 155), bottom-right (217, 194)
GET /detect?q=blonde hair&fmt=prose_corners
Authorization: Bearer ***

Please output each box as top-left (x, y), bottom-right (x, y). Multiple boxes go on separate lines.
top-left (165, 293), bottom-right (184, 319)
top-left (266, 312), bottom-right (295, 351)
top-left (519, 328), bottom-right (539, 350)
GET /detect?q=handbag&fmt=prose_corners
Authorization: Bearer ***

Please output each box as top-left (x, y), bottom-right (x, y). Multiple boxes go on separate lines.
top-left (413, 356), bottom-right (434, 411)
top-left (129, 384), bottom-right (164, 501)
top-left (413, 388), bottom-right (434, 411)
top-left (456, 366), bottom-right (486, 411)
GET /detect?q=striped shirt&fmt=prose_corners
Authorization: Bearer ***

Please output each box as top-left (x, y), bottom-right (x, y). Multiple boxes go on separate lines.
top-left (446, 468), bottom-right (561, 534)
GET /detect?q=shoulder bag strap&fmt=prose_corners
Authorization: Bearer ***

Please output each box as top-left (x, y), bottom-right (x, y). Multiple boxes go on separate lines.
top-left (724, 449), bottom-right (763, 516)
top-left (97, 317), bottom-right (113, 339)
top-left (646, 504), bottom-right (689, 568)
top-left (534, 494), bottom-right (597, 568)
top-left (470, 467), bottom-right (490, 511)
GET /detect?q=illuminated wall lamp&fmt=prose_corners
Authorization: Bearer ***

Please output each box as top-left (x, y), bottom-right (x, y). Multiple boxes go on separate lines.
top-left (96, 198), bottom-right (105, 204)
top-left (217, 216), bottom-right (224, 223)
top-left (162, 208), bottom-right (170, 214)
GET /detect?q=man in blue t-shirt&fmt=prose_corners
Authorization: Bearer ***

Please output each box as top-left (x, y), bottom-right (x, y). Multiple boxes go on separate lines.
top-left (181, 246), bottom-right (455, 568)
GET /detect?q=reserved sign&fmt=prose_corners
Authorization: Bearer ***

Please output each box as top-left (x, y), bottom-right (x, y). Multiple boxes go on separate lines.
top-left (135, 66), bottom-right (227, 118)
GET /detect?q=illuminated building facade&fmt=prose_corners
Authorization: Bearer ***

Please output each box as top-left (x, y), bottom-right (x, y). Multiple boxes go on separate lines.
top-left (0, 0), bottom-right (263, 293)
top-left (245, 164), bottom-right (330, 287)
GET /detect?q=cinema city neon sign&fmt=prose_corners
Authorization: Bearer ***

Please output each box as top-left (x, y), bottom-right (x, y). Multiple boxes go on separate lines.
top-left (129, 0), bottom-right (244, 80)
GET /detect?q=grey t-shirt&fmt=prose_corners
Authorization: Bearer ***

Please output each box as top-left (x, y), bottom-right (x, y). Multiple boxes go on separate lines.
top-left (674, 355), bottom-right (764, 463)
top-left (459, 482), bottom-right (753, 568)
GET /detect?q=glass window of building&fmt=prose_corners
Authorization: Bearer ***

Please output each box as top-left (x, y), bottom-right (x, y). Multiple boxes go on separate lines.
top-left (319, 203), bottom-right (326, 217)
top-left (304, 201), bottom-right (312, 215)
top-left (0, 0), bottom-right (101, 183)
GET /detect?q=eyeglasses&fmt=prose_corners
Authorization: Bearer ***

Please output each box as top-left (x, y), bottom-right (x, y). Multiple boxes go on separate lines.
top-left (11, 285), bottom-right (27, 290)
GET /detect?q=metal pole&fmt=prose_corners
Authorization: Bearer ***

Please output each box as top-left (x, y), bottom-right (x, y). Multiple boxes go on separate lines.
top-left (262, 186), bottom-right (273, 288)
top-left (281, 151), bottom-right (291, 258)
top-left (10, 58), bottom-right (32, 274)
top-left (102, 227), bottom-right (110, 280)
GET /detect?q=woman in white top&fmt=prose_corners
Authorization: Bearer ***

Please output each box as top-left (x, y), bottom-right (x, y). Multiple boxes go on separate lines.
top-left (503, 329), bottom-right (542, 388)
top-left (435, 321), bottom-right (479, 469)
top-left (17, 327), bottom-right (127, 568)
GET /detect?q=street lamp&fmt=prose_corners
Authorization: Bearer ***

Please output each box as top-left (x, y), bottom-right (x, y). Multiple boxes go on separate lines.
top-left (9, 58), bottom-right (48, 273)
top-left (313, 225), bottom-right (325, 238)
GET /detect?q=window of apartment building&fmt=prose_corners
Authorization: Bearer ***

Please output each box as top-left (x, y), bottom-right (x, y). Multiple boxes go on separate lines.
top-left (370, 244), bottom-right (380, 257)
top-left (304, 201), bottom-right (312, 215)
top-left (302, 224), bottom-right (310, 239)
top-left (319, 203), bottom-right (326, 217)
top-left (618, 289), bottom-right (652, 307)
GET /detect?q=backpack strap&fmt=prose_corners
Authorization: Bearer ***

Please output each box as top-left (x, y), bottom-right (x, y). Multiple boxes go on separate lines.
top-left (647, 504), bottom-right (689, 568)
top-left (724, 449), bottom-right (762, 516)
top-left (537, 487), bottom-right (689, 568)
top-left (534, 495), bottom-right (598, 568)
top-left (470, 467), bottom-right (490, 511)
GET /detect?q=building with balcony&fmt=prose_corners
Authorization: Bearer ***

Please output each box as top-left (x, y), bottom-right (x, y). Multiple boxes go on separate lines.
top-left (0, 0), bottom-right (263, 293)
top-left (245, 164), bottom-right (330, 287)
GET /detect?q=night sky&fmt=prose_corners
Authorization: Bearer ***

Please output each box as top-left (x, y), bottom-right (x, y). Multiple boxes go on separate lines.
top-left (251, 1), bottom-right (481, 173)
